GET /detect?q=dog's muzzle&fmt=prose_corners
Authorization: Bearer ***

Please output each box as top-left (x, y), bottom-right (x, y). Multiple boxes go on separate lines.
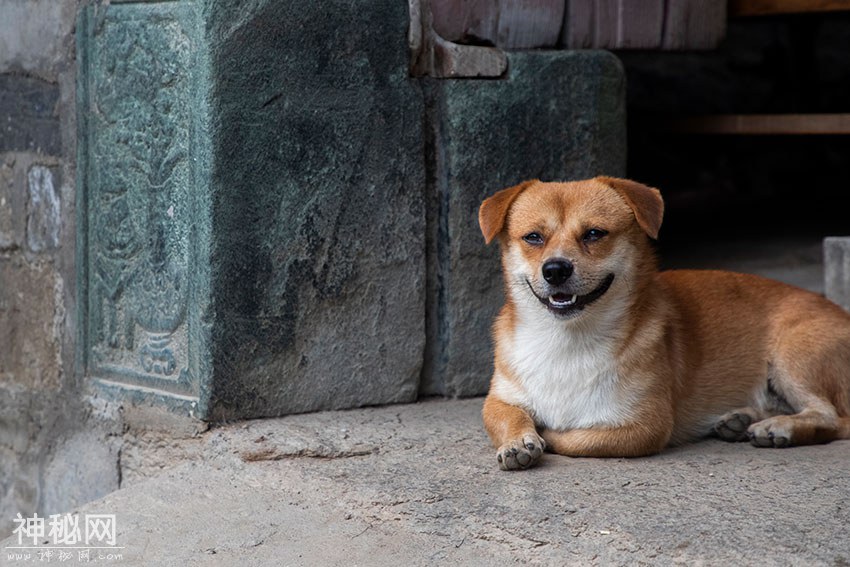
top-left (526, 273), bottom-right (615, 317)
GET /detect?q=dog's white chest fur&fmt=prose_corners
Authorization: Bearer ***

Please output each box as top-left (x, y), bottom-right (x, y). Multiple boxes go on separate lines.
top-left (496, 314), bottom-right (636, 431)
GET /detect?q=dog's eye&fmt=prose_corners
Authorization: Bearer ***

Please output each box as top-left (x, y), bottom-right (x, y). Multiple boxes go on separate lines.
top-left (522, 232), bottom-right (544, 245)
top-left (583, 228), bottom-right (608, 242)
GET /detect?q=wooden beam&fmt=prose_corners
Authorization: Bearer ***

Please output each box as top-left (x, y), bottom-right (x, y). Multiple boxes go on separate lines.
top-left (669, 114), bottom-right (850, 135)
top-left (729, 0), bottom-right (850, 17)
top-left (663, 0), bottom-right (727, 49)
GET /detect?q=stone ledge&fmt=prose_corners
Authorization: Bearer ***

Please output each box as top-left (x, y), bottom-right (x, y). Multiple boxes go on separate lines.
top-left (825, 237), bottom-right (850, 311)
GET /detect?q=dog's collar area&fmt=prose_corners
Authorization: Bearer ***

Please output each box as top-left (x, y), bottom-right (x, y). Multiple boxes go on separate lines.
top-left (525, 273), bottom-right (615, 317)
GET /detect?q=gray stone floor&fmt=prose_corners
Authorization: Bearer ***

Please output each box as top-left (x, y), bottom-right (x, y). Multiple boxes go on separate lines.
top-left (3, 398), bottom-right (849, 566)
top-left (663, 236), bottom-right (826, 294)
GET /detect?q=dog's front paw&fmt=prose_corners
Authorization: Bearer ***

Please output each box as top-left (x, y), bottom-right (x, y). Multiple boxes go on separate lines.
top-left (496, 433), bottom-right (545, 471)
top-left (714, 411), bottom-right (754, 442)
top-left (748, 417), bottom-right (792, 448)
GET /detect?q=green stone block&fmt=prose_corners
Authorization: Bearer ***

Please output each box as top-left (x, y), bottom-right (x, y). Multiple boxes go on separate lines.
top-left (204, 0), bottom-right (426, 418)
top-left (77, 0), bottom-right (425, 419)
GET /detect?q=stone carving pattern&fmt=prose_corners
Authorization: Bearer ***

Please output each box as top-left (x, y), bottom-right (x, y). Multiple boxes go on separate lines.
top-left (87, 4), bottom-right (191, 388)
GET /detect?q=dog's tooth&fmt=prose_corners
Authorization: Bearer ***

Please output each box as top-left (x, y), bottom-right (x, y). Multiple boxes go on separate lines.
top-left (548, 295), bottom-right (576, 308)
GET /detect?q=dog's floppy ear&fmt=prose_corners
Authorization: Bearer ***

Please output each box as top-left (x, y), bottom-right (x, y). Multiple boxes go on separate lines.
top-left (597, 177), bottom-right (664, 240)
top-left (479, 180), bottom-right (538, 244)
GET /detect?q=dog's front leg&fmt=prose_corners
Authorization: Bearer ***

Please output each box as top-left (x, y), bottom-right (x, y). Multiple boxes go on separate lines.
top-left (482, 394), bottom-right (545, 470)
top-left (541, 419), bottom-right (671, 458)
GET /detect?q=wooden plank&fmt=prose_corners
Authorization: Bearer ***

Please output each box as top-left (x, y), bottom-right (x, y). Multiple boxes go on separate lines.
top-left (497, 0), bottom-right (566, 48)
top-left (592, 0), bottom-right (619, 48)
top-left (662, 0), bottom-right (727, 49)
top-left (668, 114), bottom-right (850, 135)
top-left (616, 0), bottom-right (664, 48)
top-left (729, 0), bottom-right (850, 17)
top-left (563, 0), bottom-right (595, 47)
top-left (563, 0), bottom-right (683, 50)
top-left (563, 0), bottom-right (626, 49)
top-left (564, 0), bottom-right (664, 49)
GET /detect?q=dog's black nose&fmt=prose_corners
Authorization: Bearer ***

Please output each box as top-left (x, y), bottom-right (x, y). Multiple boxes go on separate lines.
top-left (542, 259), bottom-right (574, 286)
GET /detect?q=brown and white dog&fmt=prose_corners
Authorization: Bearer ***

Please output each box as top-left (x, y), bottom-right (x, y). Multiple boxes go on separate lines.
top-left (479, 177), bottom-right (850, 470)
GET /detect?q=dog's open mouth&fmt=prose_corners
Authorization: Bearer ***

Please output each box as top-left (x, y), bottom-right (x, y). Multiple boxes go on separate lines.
top-left (526, 274), bottom-right (615, 316)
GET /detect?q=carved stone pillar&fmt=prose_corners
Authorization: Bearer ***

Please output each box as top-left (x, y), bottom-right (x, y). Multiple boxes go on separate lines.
top-left (77, 2), bottom-right (205, 415)
top-left (77, 1), bottom-right (426, 419)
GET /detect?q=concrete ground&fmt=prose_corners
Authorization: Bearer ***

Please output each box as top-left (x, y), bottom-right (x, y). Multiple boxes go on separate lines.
top-left (3, 398), bottom-right (850, 566)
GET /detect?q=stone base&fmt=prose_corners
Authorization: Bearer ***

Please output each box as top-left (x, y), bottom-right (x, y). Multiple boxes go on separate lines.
top-left (825, 237), bottom-right (850, 312)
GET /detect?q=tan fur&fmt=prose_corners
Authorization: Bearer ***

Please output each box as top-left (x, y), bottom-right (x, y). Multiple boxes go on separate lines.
top-left (479, 177), bottom-right (850, 470)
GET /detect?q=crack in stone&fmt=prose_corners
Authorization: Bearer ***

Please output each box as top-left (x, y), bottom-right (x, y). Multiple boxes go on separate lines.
top-left (240, 446), bottom-right (375, 462)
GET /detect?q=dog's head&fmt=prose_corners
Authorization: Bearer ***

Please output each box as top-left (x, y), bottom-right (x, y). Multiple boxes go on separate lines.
top-left (479, 177), bottom-right (663, 321)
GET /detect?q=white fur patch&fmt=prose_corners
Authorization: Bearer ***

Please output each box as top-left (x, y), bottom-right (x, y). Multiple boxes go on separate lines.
top-left (498, 244), bottom-right (640, 430)
top-left (505, 317), bottom-right (637, 430)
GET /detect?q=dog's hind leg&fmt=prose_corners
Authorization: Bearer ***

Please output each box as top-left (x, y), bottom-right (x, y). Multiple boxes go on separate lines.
top-left (747, 322), bottom-right (850, 448)
top-left (747, 409), bottom-right (847, 448)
